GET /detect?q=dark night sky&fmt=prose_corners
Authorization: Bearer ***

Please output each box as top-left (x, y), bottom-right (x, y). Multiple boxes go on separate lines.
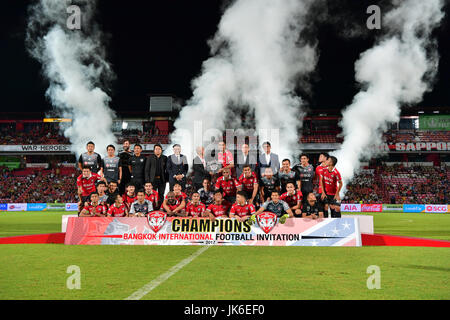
top-left (0, 0), bottom-right (449, 115)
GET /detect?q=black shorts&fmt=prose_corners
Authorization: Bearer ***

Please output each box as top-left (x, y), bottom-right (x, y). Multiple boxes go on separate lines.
top-left (324, 194), bottom-right (340, 206)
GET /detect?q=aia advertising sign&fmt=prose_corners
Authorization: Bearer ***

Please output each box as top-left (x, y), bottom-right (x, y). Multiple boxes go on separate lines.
top-left (340, 204), bottom-right (361, 212)
top-left (425, 205), bottom-right (449, 213)
top-left (361, 204), bottom-right (382, 212)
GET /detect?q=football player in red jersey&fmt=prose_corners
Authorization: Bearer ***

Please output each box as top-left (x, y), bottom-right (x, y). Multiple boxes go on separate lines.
top-left (144, 182), bottom-right (159, 209)
top-left (215, 167), bottom-right (241, 204)
top-left (122, 183), bottom-right (137, 210)
top-left (172, 183), bottom-right (188, 204)
top-left (205, 190), bottom-right (232, 220)
top-left (230, 191), bottom-right (256, 222)
top-left (315, 152), bottom-right (329, 195)
top-left (107, 194), bottom-right (128, 217)
top-left (320, 156), bottom-right (343, 218)
top-left (183, 192), bottom-right (206, 218)
top-left (76, 166), bottom-right (105, 213)
top-left (162, 191), bottom-right (186, 216)
top-left (280, 182), bottom-right (302, 217)
top-left (237, 165), bottom-right (259, 205)
top-left (79, 192), bottom-right (107, 217)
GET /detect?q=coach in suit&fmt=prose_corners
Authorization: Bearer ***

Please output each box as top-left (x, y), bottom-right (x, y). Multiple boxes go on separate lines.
top-left (166, 144), bottom-right (189, 191)
top-left (144, 144), bottom-right (168, 207)
top-left (235, 143), bottom-right (258, 178)
top-left (258, 141), bottom-right (280, 177)
top-left (192, 146), bottom-right (211, 192)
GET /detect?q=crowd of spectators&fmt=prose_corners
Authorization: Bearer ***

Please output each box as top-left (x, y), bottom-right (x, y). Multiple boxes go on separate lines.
top-left (25, 170), bottom-right (77, 203)
top-left (1, 121), bottom-right (448, 146)
top-left (343, 164), bottom-right (449, 204)
top-left (0, 123), bottom-right (70, 145)
top-left (0, 167), bottom-right (77, 203)
top-left (0, 167), bottom-right (35, 203)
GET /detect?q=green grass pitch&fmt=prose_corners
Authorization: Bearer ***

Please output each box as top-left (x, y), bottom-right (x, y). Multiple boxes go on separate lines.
top-left (0, 211), bottom-right (449, 300)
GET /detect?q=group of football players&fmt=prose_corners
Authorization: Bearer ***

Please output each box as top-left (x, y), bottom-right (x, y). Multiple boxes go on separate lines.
top-left (76, 141), bottom-right (343, 223)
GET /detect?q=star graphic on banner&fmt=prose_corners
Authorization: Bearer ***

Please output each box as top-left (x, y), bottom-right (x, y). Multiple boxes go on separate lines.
top-left (311, 240), bottom-right (319, 246)
top-left (342, 222), bottom-right (351, 230)
top-left (332, 227), bottom-right (339, 235)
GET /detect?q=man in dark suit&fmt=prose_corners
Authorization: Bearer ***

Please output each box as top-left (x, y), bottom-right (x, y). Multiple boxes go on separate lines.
top-left (258, 141), bottom-right (280, 177)
top-left (235, 143), bottom-right (258, 179)
top-left (144, 144), bottom-right (168, 207)
top-left (166, 144), bottom-right (189, 191)
top-left (192, 146), bottom-right (211, 192)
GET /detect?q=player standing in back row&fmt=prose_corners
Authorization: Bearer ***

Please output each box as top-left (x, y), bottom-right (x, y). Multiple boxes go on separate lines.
top-left (293, 154), bottom-right (315, 203)
top-left (103, 145), bottom-right (122, 185)
top-left (78, 141), bottom-right (103, 175)
top-left (320, 156), bottom-right (343, 218)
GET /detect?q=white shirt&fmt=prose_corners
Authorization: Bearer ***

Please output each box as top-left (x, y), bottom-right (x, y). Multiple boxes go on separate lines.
top-left (265, 153), bottom-right (271, 165)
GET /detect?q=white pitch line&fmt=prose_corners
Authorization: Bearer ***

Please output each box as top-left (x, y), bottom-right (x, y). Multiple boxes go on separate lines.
top-left (124, 245), bottom-right (210, 300)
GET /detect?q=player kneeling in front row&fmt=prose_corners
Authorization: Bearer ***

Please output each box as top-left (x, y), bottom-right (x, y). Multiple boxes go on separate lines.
top-left (253, 190), bottom-right (293, 224)
top-left (229, 191), bottom-right (255, 222)
top-left (129, 190), bottom-right (153, 217)
top-left (162, 191), bottom-right (186, 217)
top-left (301, 193), bottom-right (324, 220)
top-left (107, 194), bottom-right (129, 217)
top-left (204, 190), bottom-right (232, 220)
top-left (181, 192), bottom-right (206, 217)
top-left (79, 192), bottom-right (107, 217)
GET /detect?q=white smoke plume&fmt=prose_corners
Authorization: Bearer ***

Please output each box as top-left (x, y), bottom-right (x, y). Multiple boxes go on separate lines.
top-left (26, 0), bottom-right (116, 157)
top-left (171, 0), bottom-right (317, 163)
top-left (333, 0), bottom-right (445, 191)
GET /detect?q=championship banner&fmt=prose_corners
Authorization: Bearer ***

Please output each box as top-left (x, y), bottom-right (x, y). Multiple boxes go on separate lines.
top-left (65, 216), bottom-right (361, 247)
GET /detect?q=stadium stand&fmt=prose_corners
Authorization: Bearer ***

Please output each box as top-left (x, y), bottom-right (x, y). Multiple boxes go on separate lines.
top-left (343, 163), bottom-right (449, 204)
top-left (0, 167), bottom-right (77, 203)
